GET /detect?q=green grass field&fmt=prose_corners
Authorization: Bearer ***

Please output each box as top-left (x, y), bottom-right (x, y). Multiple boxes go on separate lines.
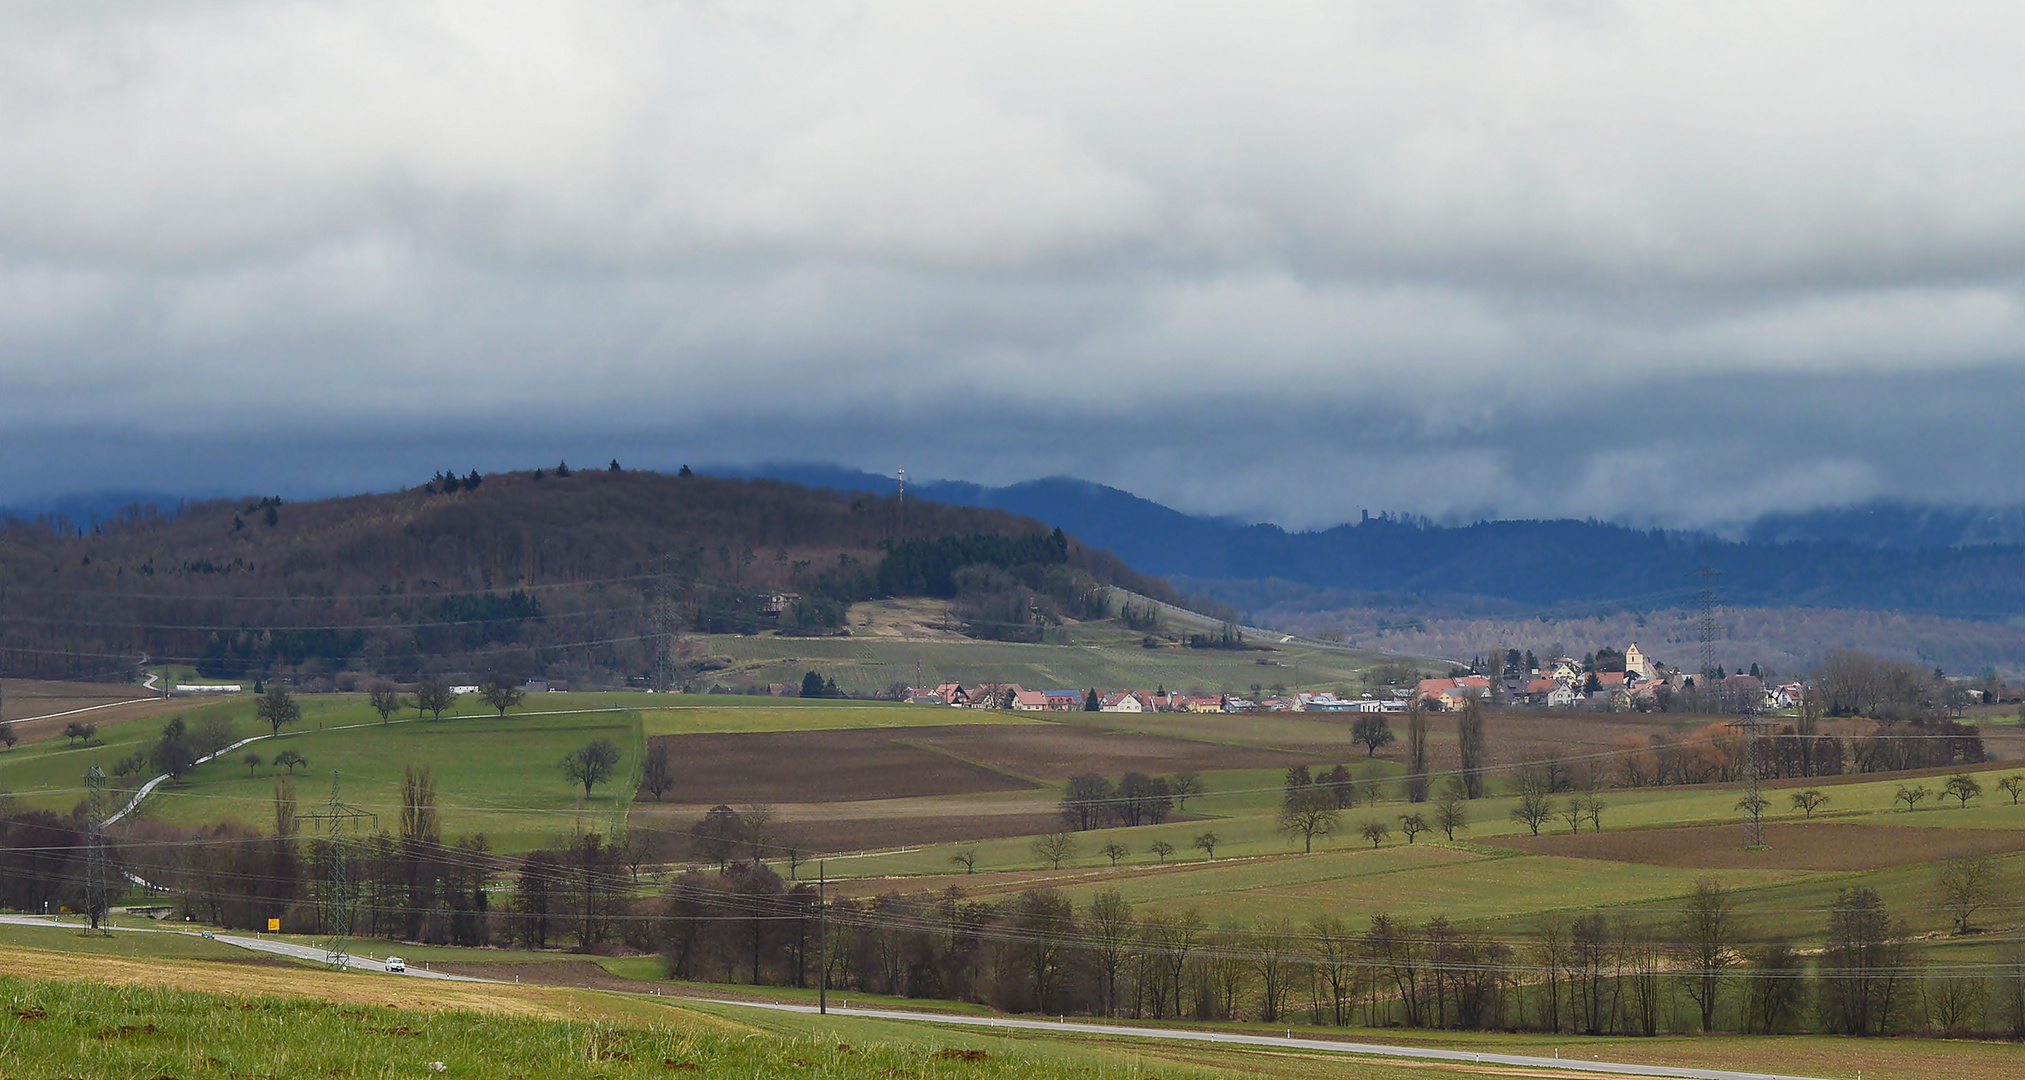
top-left (5, 930), bottom-right (2020, 1080)
top-left (11, 677), bottom-right (2025, 1058)
top-left (821, 758), bottom-right (2025, 949)
top-left (705, 628), bottom-right (1397, 698)
top-left (3, 936), bottom-right (2018, 1080)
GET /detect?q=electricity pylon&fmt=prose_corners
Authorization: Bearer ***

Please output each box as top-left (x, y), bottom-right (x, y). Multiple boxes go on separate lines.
top-left (84, 761), bottom-right (112, 935)
top-left (297, 771), bottom-right (376, 969)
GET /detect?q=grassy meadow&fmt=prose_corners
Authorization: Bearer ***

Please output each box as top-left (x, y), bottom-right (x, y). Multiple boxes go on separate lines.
top-left (3, 923), bottom-right (2021, 1080)
top-left (7, 666), bottom-right (2025, 1071)
top-left (9, 681), bottom-right (2022, 948)
top-left (702, 598), bottom-right (1403, 697)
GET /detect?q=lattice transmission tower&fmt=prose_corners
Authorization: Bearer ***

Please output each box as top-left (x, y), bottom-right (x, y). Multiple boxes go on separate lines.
top-left (1730, 714), bottom-right (1771, 849)
top-left (1694, 565), bottom-right (1726, 680)
top-left (651, 572), bottom-right (676, 694)
top-left (84, 761), bottom-right (112, 935)
top-left (297, 772), bottom-right (376, 969)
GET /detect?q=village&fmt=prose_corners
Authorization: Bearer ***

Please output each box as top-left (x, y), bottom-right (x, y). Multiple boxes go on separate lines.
top-left (899, 641), bottom-right (1811, 715)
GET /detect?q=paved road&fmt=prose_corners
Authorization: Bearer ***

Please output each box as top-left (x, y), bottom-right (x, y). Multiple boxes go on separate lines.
top-left (2, 913), bottom-right (1833, 1079)
top-left (712, 1000), bottom-right (1835, 1080)
top-left (0, 914), bottom-right (477, 982)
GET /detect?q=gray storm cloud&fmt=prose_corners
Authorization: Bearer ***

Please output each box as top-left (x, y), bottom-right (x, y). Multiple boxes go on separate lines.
top-left (3, 1), bottom-right (2024, 527)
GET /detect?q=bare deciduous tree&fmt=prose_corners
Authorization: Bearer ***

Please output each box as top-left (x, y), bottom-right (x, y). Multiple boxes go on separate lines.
top-left (640, 742), bottom-right (673, 800)
top-left (1942, 773), bottom-right (1983, 808)
top-left (478, 673), bottom-right (525, 717)
top-left (1085, 889), bottom-right (1134, 1017)
top-left (1404, 705), bottom-right (1430, 803)
top-left (1276, 788), bottom-right (1340, 853)
top-left (1678, 877), bottom-right (1737, 1033)
top-left (1510, 788), bottom-right (1552, 836)
top-left (560, 738), bottom-right (621, 799)
top-left (1734, 790), bottom-right (1769, 838)
top-left (415, 679), bottom-right (454, 720)
top-left (1938, 853), bottom-right (1997, 934)
top-left (368, 681), bottom-right (404, 723)
top-left (1032, 831), bottom-right (1077, 869)
top-left (1434, 782), bottom-right (1468, 840)
top-left (1457, 696), bottom-right (1487, 798)
top-left (1790, 788), bottom-right (1829, 817)
top-left (256, 683), bottom-right (300, 737)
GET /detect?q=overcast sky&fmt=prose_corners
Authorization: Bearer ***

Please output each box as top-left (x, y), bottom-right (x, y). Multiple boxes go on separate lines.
top-left (4, 2), bottom-right (2024, 529)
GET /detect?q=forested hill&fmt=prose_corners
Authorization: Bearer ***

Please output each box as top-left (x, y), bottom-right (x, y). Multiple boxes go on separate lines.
top-left (725, 465), bottom-right (2025, 616)
top-left (0, 468), bottom-right (1178, 685)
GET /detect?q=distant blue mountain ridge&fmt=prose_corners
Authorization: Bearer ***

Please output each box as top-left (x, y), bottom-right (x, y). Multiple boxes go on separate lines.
top-left (711, 464), bottom-right (2025, 618)
top-left (14, 468), bottom-right (2025, 617)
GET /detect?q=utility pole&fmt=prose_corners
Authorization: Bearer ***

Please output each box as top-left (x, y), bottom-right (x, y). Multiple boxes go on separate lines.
top-left (296, 771), bottom-right (376, 970)
top-left (84, 760), bottom-right (111, 935)
top-left (817, 859), bottom-right (828, 1015)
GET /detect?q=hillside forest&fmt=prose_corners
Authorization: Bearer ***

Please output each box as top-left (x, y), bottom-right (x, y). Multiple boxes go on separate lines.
top-left (0, 468), bottom-right (1181, 688)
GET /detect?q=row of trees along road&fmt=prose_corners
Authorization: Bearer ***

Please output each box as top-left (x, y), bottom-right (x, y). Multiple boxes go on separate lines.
top-left (6, 780), bottom-right (2019, 1037)
top-left (649, 870), bottom-right (2023, 1037)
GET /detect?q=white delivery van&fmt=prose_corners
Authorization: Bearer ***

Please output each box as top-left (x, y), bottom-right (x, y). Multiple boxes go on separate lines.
top-left (385, 956), bottom-right (406, 973)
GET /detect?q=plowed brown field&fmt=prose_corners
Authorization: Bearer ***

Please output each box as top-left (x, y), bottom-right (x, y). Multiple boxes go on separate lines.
top-left (904, 724), bottom-right (1316, 779)
top-left (649, 721), bottom-right (1320, 805)
top-left (650, 726), bottom-right (1037, 804)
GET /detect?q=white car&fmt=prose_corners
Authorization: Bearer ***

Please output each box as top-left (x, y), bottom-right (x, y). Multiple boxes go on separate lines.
top-left (385, 956), bottom-right (406, 973)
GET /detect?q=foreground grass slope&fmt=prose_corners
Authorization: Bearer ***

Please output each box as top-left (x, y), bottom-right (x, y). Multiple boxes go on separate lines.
top-left (5, 928), bottom-right (2024, 1080)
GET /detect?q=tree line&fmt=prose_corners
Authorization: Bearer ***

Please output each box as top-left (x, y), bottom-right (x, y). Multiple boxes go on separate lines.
top-left (648, 871), bottom-right (2025, 1038)
top-left (11, 788), bottom-right (2021, 1040)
